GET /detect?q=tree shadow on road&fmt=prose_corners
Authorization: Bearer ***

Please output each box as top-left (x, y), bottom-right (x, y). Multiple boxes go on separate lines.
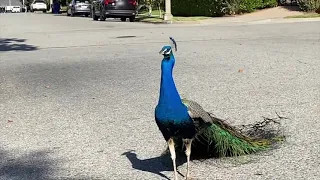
top-left (0, 148), bottom-right (96, 180)
top-left (0, 149), bottom-right (55, 180)
top-left (0, 38), bottom-right (38, 52)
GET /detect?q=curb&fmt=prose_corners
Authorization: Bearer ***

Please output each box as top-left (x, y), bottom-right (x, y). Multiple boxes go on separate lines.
top-left (136, 20), bottom-right (205, 25)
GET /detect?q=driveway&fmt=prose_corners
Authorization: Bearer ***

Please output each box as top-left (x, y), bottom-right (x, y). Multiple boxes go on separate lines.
top-left (0, 13), bottom-right (320, 180)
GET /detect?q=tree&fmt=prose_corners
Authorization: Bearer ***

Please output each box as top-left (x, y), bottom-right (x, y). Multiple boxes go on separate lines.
top-left (19, 0), bottom-right (33, 7)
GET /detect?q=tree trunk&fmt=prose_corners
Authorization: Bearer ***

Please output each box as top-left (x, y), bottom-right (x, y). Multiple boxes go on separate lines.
top-left (158, 3), bottom-right (162, 18)
top-left (148, 0), bottom-right (152, 17)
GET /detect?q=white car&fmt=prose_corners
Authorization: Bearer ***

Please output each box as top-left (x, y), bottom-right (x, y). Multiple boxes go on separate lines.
top-left (12, 6), bottom-right (21, 13)
top-left (30, 0), bottom-right (47, 13)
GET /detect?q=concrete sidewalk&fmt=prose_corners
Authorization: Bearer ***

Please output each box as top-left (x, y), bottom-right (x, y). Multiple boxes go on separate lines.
top-left (199, 6), bottom-right (307, 25)
top-left (237, 6), bottom-right (304, 19)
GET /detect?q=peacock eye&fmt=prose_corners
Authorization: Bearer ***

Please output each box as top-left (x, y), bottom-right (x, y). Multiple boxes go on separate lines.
top-left (164, 48), bottom-right (172, 54)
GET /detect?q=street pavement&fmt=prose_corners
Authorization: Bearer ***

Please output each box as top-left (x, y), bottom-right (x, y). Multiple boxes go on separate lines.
top-left (0, 13), bottom-right (320, 180)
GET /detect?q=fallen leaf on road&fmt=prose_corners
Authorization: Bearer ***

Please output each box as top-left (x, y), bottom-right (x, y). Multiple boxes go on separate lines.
top-left (238, 69), bottom-right (244, 73)
top-left (8, 120), bottom-right (13, 123)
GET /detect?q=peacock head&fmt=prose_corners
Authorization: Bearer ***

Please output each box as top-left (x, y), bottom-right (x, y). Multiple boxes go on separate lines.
top-left (159, 37), bottom-right (177, 59)
top-left (159, 45), bottom-right (174, 59)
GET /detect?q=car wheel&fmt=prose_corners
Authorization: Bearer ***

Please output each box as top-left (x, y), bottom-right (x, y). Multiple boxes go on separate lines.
top-left (129, 16), bottom-right (135, 22)
top-left (85, 14), bottom-right (89, 17)
top-left (43, 10), bottom-right (46, 13)
top-left (120, 17), bottom-right (126, 22)
top-left (92, 9), bottom-right (99, 21)
top-left (99, 12), bottom-right (106, 21)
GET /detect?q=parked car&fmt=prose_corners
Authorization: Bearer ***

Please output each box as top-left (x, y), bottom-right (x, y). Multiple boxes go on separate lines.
top-left (4, 6), bottom-right (13, 12)
top-left (67, 0), bottom-right (91, 17)
top-left (4, 6), bottom-right (21, 12)
top-left (11, 6), bottom-right (21, 13)
top-left (30, 0), bottom-right (47, 13)
top-left (91, 0), bottom-right (137, 22)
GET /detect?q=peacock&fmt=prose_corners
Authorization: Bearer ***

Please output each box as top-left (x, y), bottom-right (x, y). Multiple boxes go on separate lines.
top-left (154, 37), bottom-right (284, 180)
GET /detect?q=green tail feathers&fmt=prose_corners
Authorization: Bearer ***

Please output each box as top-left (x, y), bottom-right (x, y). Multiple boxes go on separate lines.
top-left (193, 114), bottom-right (285, 158)
top-left (170, 113), bottom-right (286, 158)
top-left (198, 120), bottom-right (268, 157)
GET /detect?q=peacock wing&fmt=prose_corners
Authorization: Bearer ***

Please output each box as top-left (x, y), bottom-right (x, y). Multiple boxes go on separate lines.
top-left (181, 98), bottom-right (213, 126)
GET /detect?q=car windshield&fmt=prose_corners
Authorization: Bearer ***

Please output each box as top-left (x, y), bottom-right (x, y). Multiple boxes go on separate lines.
top-left (75, 0), bottom-right (89, 3)
top-left (34, 0), bottom-right (45, 3)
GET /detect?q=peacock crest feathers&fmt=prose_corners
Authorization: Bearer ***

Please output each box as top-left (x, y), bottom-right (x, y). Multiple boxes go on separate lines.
top-left (169, 37), bottom-right (177, 51)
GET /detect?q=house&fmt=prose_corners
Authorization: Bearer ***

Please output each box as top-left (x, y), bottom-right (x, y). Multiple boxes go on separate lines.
top-left (0, 0), bottom-right (23, 13)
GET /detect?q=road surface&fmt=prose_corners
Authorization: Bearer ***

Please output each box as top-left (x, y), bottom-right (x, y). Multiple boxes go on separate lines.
top-left (0, 13), bottom-right (320, 180)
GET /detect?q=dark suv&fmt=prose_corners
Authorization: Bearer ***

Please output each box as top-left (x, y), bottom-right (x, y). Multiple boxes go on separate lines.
top-left (91, 0), bottom-right (137, 22)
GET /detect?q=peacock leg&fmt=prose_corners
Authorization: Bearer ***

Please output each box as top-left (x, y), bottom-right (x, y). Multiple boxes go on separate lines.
top-left (168, 138), bottom-right (178, 180)
top-left (183, 138), bottom-right (193, 180)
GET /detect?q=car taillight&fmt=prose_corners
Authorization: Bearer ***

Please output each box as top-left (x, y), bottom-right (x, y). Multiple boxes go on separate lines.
top-left (104, 0), bottom-right (114, 5)
top-left (128, 0), bottom-right (137, 5)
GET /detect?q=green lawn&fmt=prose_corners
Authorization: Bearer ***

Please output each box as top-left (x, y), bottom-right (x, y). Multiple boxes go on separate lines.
top-left (136, 10), bottom-right (211, 23)
top-left (61, 6), bottom-right (67, 11)
top-left (138, 10), bottom-right (163, 16)
top-left (285, 13), bottom-right (320, 19)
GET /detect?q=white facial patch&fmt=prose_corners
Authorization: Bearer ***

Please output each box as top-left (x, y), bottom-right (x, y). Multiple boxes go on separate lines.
top-left (164, 48), bottom-right (172, 55)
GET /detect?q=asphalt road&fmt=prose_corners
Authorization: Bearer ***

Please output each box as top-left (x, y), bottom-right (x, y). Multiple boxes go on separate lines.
top-left (0, 13), bottom-right (319, 180)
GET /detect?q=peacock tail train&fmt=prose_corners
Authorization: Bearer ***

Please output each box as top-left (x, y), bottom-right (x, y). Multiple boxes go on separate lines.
top-left (194, 115), bottom-right (278, 157)
top-left (170, 99), bottom-right (286, 159)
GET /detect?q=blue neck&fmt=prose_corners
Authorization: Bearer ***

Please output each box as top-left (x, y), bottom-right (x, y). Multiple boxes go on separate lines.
top-left (158, 55), bottom-right (183, 107)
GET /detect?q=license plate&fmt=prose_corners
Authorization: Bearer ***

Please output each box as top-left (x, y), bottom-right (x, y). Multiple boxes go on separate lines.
top-left (117, 1), bottom-right (124, 5)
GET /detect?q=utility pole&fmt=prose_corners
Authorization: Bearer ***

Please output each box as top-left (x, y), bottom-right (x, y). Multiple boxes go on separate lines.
top-left (23, 0), bottom-right (25, 12)
top-left (163, 0), bottom-right (173, 21)
top-left (49, 0), bottom-right (53, 12)
top-left (9, 0), bottom-right (11, 12)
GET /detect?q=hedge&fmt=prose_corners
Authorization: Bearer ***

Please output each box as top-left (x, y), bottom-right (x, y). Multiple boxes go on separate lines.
top-left (172, 0), bottom-right (278, 17)
top-left (297, 0), bottom-right (320, 12)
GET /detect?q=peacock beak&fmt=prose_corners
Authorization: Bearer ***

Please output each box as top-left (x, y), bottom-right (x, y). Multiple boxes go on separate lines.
top-left (159, 49), bottom-right (165, 55)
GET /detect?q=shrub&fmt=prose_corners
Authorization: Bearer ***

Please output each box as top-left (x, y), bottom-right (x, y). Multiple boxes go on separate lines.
top-left (262, 0), bottom-right (278, 8)
top-left (172, 0), bottom-right (278, 16)
top-left (239, 0), bottom-right (263, 13)
top-left (172, 0), bottom-right (228, 17)
top-left (297, 0), bottom-right (320, 12)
